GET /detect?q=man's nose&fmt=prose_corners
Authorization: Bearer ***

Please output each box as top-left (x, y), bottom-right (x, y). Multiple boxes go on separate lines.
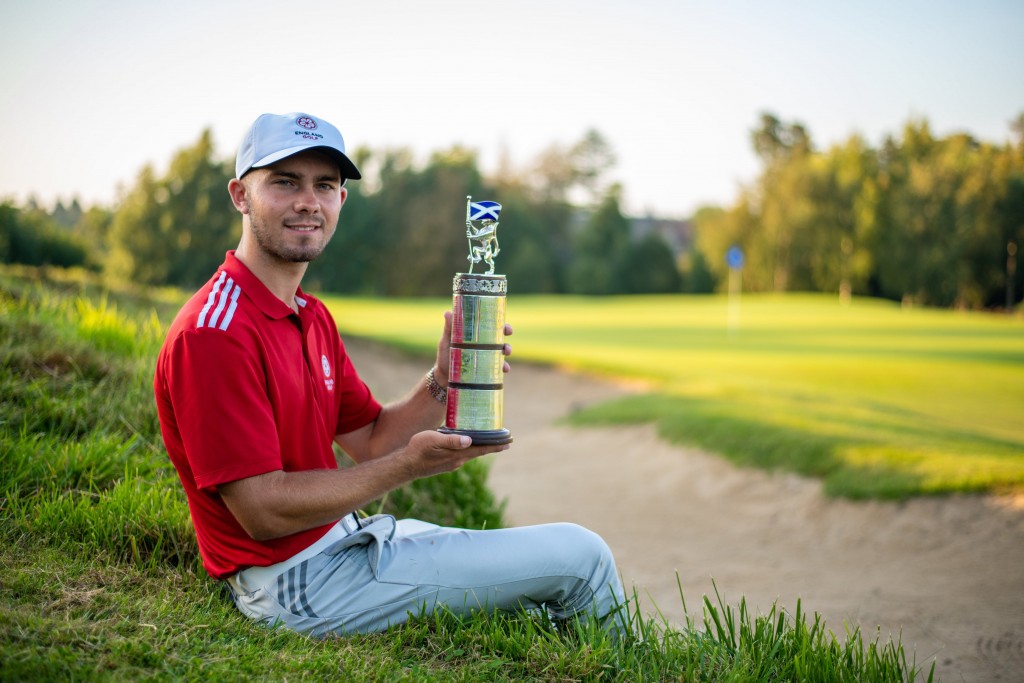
top-left (294, 186), bottom-right (320, 213)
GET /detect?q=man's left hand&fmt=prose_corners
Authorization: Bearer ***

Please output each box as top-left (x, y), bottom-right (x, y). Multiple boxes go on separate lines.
top-left (434, 311), bottom-right (513, 385)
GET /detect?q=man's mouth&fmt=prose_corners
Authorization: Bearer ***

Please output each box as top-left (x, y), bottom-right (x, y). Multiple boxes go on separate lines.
top-left (286, 223), bottom-right (320, 232)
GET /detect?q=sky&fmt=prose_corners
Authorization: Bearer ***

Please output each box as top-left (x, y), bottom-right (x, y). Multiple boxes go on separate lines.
top-left (1, 0), bottom-right (1022, 219)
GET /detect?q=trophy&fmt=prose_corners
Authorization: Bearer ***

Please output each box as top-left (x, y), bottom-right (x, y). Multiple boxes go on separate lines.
top-left (438, 196), bottom-right (513, 445)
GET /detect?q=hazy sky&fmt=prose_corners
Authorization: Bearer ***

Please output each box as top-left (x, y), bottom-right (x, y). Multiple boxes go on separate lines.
top-left (1, 0), bottom-right (1021, 218)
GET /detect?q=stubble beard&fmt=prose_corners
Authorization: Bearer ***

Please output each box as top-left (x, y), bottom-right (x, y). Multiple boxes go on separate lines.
top-left (248, 210), bottom-right (334, 264)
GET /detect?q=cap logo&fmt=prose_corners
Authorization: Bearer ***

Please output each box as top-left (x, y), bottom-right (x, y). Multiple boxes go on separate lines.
top-left (296, 116), bottom-right (317, 130)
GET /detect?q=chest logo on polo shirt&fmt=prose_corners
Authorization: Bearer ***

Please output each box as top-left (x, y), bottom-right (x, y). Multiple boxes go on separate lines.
top-left (321, 354), bottom-right (335, 391)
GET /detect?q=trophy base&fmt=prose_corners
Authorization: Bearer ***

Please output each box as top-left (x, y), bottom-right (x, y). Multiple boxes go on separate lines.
top-left (437, 427), bottom-right (513, 446)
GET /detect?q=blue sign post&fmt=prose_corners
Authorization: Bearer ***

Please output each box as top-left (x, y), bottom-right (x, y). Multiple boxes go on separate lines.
top-left (727, 245), bottom-right (745, 270)
top-left (726, 246), bottom-right (743, 335)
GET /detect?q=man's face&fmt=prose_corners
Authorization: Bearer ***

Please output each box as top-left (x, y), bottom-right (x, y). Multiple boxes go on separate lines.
top-left (240, 150), bottom-right (346, 264)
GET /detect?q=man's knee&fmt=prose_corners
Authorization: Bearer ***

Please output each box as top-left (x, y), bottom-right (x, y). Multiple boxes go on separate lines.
top-left (546, 523), bottom-right (617, 572)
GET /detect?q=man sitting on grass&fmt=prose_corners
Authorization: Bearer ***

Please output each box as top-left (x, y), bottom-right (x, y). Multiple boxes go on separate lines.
top-left (153, 111), bottom-right (625, 636)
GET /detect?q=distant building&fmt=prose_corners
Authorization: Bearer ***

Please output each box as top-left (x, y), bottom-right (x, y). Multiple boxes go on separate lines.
top-left (566, 209), bottom-right (695, 257)
top-left (629, 215), bottom-right (694, 256)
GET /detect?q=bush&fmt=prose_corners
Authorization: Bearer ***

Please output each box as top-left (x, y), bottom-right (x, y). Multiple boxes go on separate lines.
top-left (0, 202), bottom-right (89, 268)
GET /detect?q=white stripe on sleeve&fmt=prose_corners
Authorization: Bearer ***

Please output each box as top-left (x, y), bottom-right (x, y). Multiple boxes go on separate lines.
top-left (196, 271), bottom-right (227, 328)
top-left (218, 284), bottom-right (241, 331)
top-left (206, 277), bottom-right (235, 329)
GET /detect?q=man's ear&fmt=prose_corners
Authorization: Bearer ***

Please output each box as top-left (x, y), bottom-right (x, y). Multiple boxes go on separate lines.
top-left (339, 186), bottom-right (348, 208)
top-left (228, 178), bottom-right (250, 214)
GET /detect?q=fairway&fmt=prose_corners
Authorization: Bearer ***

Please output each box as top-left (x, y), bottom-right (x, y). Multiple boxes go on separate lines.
top-left (324, 293), bottom-right (1024, 498)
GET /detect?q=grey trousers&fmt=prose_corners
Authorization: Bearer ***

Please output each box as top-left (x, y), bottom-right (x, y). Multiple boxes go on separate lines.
top-left (225, 515), bottom-right (626, 637)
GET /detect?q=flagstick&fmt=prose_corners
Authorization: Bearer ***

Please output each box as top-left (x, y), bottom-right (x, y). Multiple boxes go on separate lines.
top-left (727, 267), bottom-right (741, 337)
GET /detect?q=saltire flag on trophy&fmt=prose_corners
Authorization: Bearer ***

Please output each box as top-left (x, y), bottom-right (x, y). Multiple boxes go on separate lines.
top-left (468, 200), bottom-right (501, 222)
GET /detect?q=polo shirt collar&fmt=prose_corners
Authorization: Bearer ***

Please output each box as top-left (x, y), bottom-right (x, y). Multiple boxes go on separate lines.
top-left (221, 250), bottom-right (309, 320)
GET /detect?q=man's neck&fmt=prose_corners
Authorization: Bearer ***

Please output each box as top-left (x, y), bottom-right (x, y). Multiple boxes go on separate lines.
top-left (234, 241), bottom-right (308, 313)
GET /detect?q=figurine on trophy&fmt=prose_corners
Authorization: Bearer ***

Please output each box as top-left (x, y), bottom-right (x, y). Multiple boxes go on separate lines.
top-left (438, 196), bottom-right (513, 445)
top-left (466, 197), bottom-right (502, 275)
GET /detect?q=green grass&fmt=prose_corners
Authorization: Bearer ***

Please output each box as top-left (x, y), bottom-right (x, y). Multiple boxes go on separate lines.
top-left (324, 293), bottom-right (1024, 499)
top-left (0, 267), bottom-right (931, 681)
top-left (2, 537), bottom-right (929, 682)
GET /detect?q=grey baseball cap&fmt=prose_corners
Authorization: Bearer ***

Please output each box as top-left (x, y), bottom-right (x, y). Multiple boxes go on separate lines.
top-left (235, 112), bottom-right (361, 180)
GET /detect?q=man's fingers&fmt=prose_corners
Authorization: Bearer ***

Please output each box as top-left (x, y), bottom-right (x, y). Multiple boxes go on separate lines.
top-left (502, 325), bottom-right (513, 374)
top-left (442, 434), bottom-right (472, 449)
top-left (430, 432), bottom-right (511, 456)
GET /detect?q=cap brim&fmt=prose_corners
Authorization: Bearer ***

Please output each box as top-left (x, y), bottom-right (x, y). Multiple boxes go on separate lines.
top-left (251, 145), bottom-right (361, 180)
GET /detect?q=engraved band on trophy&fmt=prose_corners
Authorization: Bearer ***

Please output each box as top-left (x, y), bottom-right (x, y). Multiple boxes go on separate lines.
top-left (438, 196), bottom-right (513, 446)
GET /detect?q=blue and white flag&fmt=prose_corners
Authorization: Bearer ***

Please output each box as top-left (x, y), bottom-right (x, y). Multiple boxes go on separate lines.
top-left (469, 201), bottom-right (502, 221)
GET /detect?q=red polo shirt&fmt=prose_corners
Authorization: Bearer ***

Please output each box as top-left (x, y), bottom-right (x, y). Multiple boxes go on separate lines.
top-left (154, 251), bottom-right (382, 579)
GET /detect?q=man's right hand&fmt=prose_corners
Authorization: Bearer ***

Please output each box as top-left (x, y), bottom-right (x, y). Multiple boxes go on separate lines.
top-left (400, 430), bottom-right (511, 479)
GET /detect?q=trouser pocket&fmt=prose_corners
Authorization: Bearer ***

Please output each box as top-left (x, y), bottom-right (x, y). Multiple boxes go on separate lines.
top-left (323, 514), bottom-right (396, 577)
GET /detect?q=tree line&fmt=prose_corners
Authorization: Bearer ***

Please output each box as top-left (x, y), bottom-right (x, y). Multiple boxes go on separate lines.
top-left (2, 114), bottom-right (1021, 308)
top-left (696, 114), bottom-right (1024, 309)
top-left (0, 129), bottom-right (680, 298)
